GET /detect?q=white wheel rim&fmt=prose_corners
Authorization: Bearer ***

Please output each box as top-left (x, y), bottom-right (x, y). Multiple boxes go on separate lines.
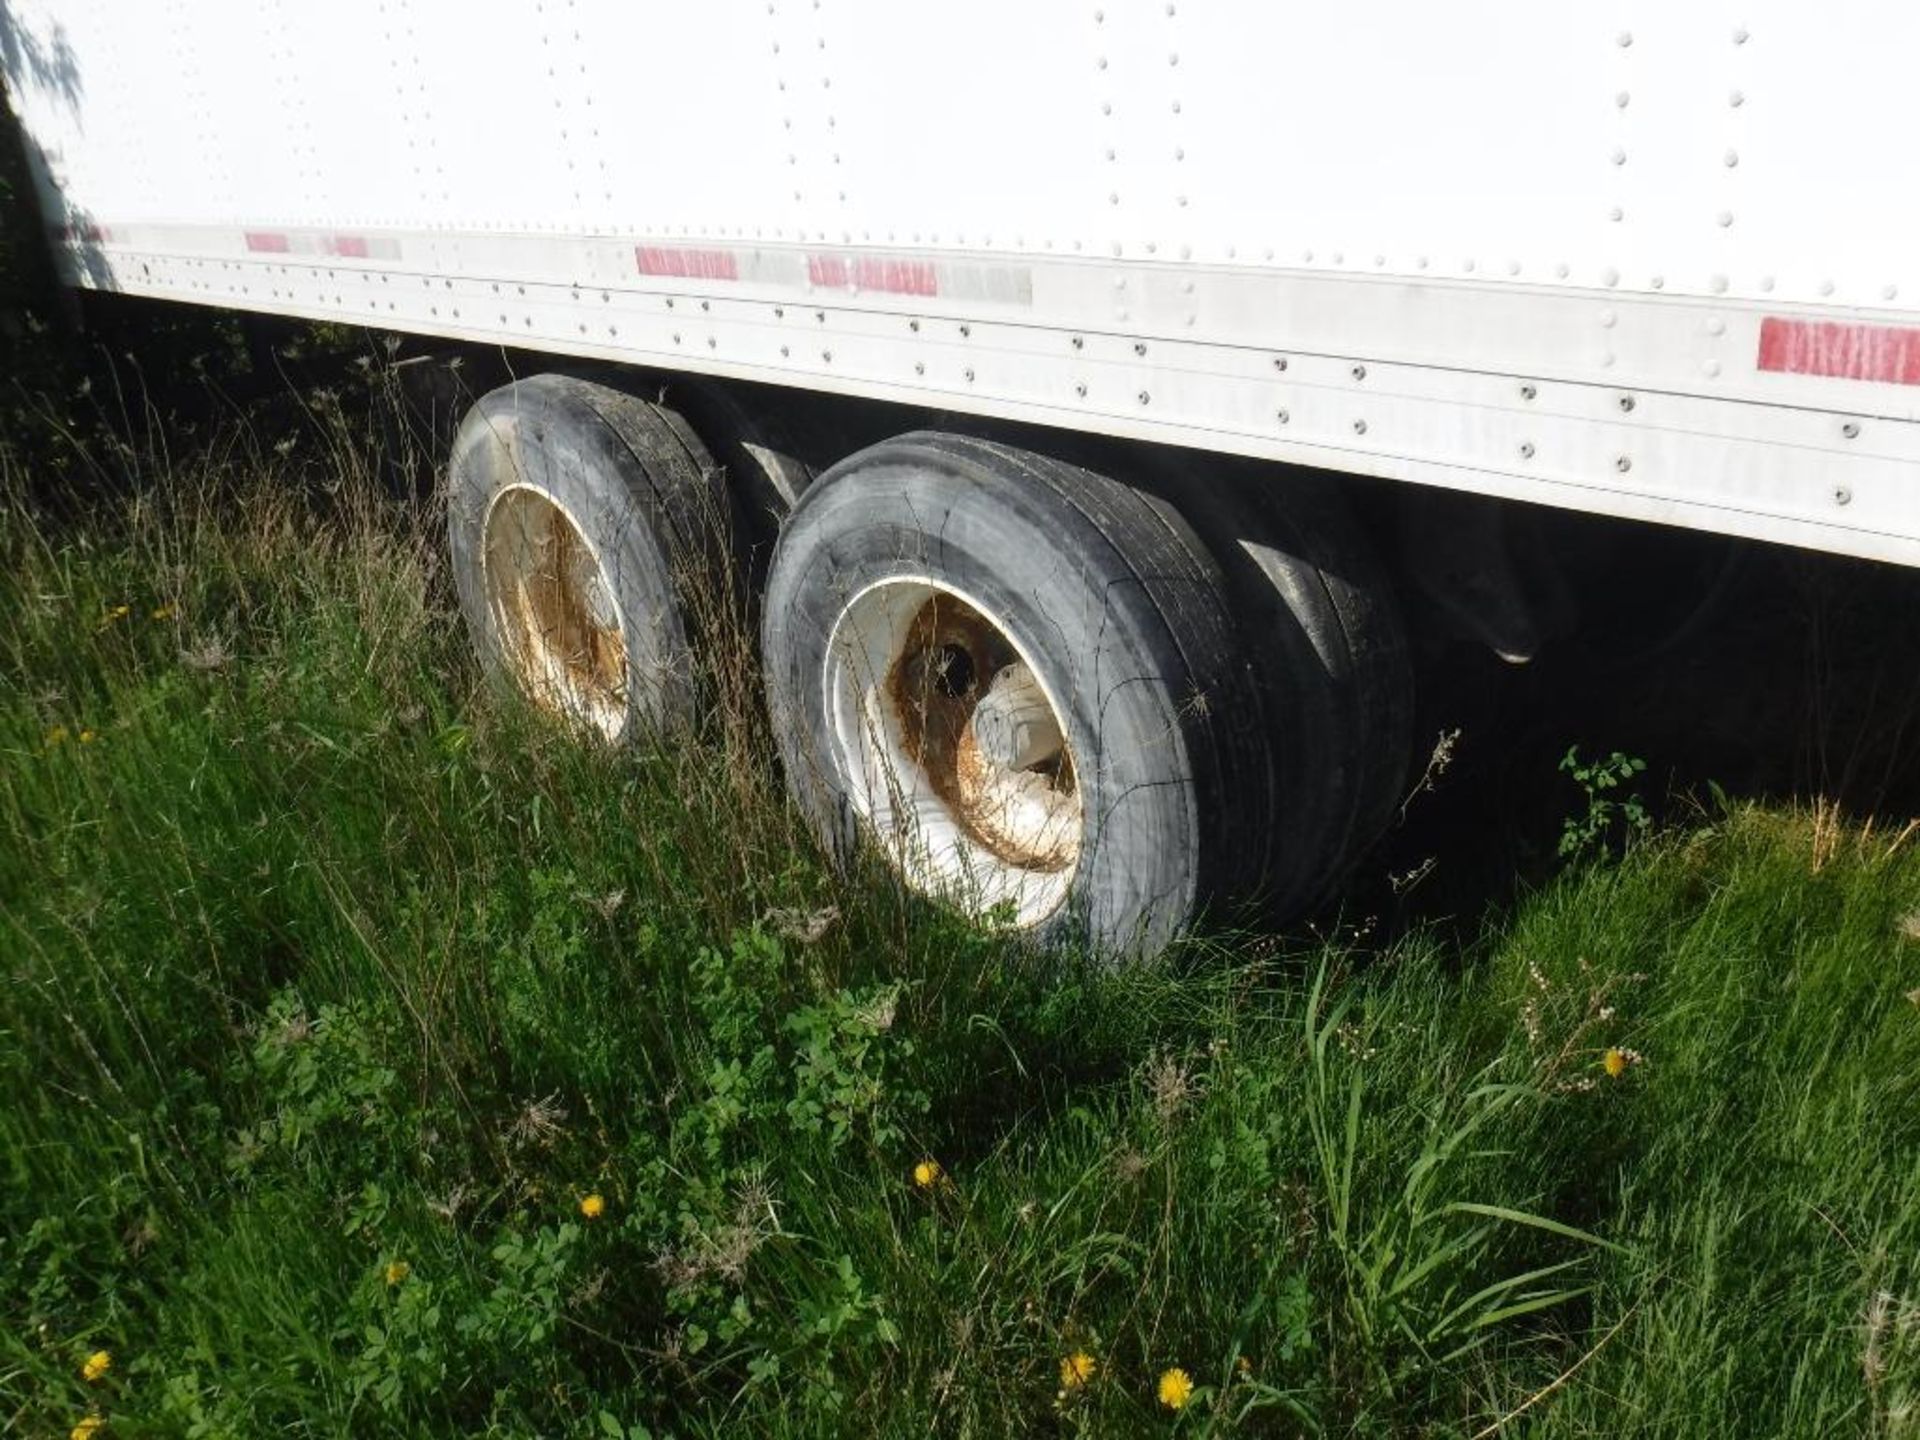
top-left (481, 482), bottom-right (629, 740)
top-left (824, 578), bottom-right (1083, 926)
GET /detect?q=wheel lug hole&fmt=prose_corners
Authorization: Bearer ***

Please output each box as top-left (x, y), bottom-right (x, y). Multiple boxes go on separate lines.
top-left (930, 643), bottom-right (976, 699)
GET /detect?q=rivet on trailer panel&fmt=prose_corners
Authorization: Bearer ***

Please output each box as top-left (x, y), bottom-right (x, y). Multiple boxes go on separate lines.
top-left (1834, 487), bottom-right (1854, 506)
top-left (1520, 382), bottom-right (1537, 400)
top-left (1886, 285), bottom-right (1901, 302)
top-left (1703, 360), bottom-right (1722, 377)
top-left (1276, 408), bottom-right (1290, 425)
top-left (1138, 391), bottom-right (1151, 405)
top-left (1615, 90), bottom-right (1631, 108)
top-left (1618, 395), bottom-right (1636, 413)
top-left (1352, 419), bottom-right (1368, 435)
top-left (1272, 356), bottom-right (1289, 371)
top-left (964, 368), bottom-right (975, 382)
top-left (1351, 364), bottom-right (1367, 381)
top-left (1134, 341), bottom-right (1148, 356)
top-left (1075, 382), bottom-right (1088, 397)
top-left (1842, 421), bottom-right (1862, 440)
top-left (1519, 442), bottom-right (1536, 459)
top-left (1616, 30), bottom-right (1632, 46)
top-left (1706, 317), bottom-right (1727, 337)
top-left (1723, 150), bottom-right (1739, 168)
top-left (915, 362), bottom-right (926, 376)
top-left (1651, 276), bottom-right (1665, 290)
top-left (1732, 26), bottom-right (1749, 44)
top-left (1615, 456), bottom-right (1633, 472)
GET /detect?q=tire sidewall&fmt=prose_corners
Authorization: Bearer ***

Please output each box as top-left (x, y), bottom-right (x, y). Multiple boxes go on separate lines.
top-left (764, 441), bottom-right (1206, 955)
top-left (448, 378), bottom-right (696, 737)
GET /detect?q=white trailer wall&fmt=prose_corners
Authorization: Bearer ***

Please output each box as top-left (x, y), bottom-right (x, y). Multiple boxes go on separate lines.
top-left (8, 0), bottom-right (1920, 562)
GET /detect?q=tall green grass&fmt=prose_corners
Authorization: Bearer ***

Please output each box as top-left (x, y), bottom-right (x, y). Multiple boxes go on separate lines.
top-left (3, 403), bottom-right (1919, 1438)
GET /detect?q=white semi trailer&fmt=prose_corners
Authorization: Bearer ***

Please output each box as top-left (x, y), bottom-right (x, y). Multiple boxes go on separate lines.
top-left (8, 0), bottom-right (1917, 952)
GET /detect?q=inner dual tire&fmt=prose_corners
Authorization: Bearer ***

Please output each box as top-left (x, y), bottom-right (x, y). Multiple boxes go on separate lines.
top-left (760, 432), bottom-right (1407, 957)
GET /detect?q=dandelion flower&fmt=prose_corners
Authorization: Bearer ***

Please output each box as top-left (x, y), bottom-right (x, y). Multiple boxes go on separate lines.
top-left (384, 1259), bottom-right (410, 1286)
top-left (78, 729), bottom-right (97, 745)
top-left (71, 1416), bottom-right (105, 1440)
top-left (1602, 1047), bottom-right (1629, 1079)
top-left (579, 1193), bottom-right (606, 1220)
top-left (912, 1159), bottom-right (943, 1189)
top-left (80, 1350), bottom-right (111, 1383)
top-left (1157, 1365), bottom-right (1193, 1410)
top-left (1060, 1351), bottom-right (1097, 1389)
top-left (149, 604), bottom-right (175, 622)
top-left (44, 725), bottom-right (69, 748)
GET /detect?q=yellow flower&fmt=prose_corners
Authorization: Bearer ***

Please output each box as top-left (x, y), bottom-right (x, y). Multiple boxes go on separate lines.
top-left (912, 1159), bottom-right (943, 1189)
top-left (78, 729), bottom-right (97, 745)
top-left (1157, 1366), bottom-right (1193, 1411)
top-left (384, 1259), bottom-right (410, 1286)
top-left (1602, 1047), bottom-right (1629, 1079)
top-left (71, 1416), bottom-right (105, 1440)
top-left (44, 724), bottom-right (69, 747)
top-left (1236, 1354), bottom-right (1253, 1378)
top-left (579, 1193), bottom-right (606, 1220)
top-left (80, 1350), bottom-right (111, 1383)
top-left (149, 604), bottom-right (175, 621)
top-left (1060, 1350), bottom-right (1097, 1389)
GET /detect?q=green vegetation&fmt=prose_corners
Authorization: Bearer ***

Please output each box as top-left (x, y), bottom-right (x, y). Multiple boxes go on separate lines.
top-left (4, 403), bottom-right (1920, 1439)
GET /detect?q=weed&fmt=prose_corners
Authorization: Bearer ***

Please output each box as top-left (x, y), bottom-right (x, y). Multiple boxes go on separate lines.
top-left (1558, 745), bottom-right (1651, 859)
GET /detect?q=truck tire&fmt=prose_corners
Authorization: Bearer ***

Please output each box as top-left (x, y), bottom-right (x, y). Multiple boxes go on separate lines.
top-left (1198, 472), bottom-right (1413, 910)
top-left (447, 374), bottom-right (729, 742)
top-left (660, 377), bottom-right (816, 582)
top-left (760, 432), bottom-right (1274, 958)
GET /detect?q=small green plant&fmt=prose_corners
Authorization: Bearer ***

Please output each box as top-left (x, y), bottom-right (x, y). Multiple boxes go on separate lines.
top-left (1557, 746), bottom-right (1651, 859)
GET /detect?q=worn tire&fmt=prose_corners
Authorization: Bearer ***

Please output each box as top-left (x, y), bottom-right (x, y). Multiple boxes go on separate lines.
top-left (1176, 466), bottom-right (1413, 910)
top-left (761, 431), bottom-right (1275, 958)
top-left (447, 374), bottom-right (729, 741)
top-left (661, 377), bottom-right (817, 581)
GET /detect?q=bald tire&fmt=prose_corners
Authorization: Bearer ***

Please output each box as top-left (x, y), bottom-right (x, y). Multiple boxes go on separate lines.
top-left (760, 431), bottom-right (1275, 960)
top-left (448, 374), bottom-right (729, 741)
